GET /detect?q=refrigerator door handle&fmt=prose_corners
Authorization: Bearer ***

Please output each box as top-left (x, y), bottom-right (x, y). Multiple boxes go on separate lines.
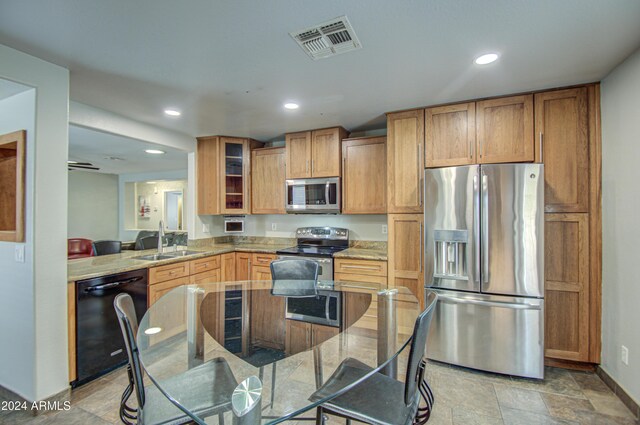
top-left (436, 293), bottom-right (542, 310)
top-left (473, 174), bottom-right (480, 285)
top-left (481, 173), bottom-right (489, 284)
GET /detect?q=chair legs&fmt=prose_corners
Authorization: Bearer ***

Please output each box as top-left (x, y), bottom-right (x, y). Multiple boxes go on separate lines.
top-left (119, 365), bottom-right (138, 425)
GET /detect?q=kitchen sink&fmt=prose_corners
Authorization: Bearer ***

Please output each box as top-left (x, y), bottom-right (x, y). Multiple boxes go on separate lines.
top-left (134, 254), bottom-right (176, 261)
top-left (166, 250), bottom-right (201, 257)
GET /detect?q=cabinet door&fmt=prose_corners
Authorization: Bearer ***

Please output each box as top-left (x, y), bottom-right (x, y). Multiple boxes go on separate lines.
top-left (285, 320), bottom-right (311, 355)
top-left (387, 214), bottom-right (424, 307)
top-left (425, 102), bottom-right (476, 167)
top-left (251, 148), bottom-right (286, 214)
top-left (544, 213), bottom-right (590, 362)
top-left (311, 127), bottom-right (346, 177)
top-left (196, 136), bottom-right (220, 215)
top-left (236, 252), bottom-right (251, 281)
top-left (148, 276), bottom-right (190, 343)
top-left (311, 323), bottom-right (339, 347)
top-left (286, 131), bottom-right (312, 178)
top-left (250, 279), bottom-right (286, 350)
top-left (220, 137), bottom-right (250, 214)
top-left (221, 252), bottom-right (236, 281)
top-left (387, 110), bottom-right (424, 213)
top-left (535, 88), bottom-right (589, 213)
top-left (476, 95), bottom-right (534, 164)
top-left (190, 268), bottom-right (221, 285)
top-left (342, 136), bottom-right (386, 214)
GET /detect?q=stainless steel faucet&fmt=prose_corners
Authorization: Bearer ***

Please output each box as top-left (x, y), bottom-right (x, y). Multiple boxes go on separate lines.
top-left (158, 220), bottom-right (165, 254)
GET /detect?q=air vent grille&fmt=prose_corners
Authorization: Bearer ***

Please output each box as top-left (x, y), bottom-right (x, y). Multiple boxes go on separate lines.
top-left (290, 16), bottom-right (361, 60)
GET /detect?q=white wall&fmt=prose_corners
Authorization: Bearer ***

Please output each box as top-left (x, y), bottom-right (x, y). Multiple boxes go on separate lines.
top-left (193, 214), bottom-right (388, 241)
top-left (0, 88), bottom-right (36, 400)
top-left (0, 44), bottom-right (69, 401)
top-left (601, 47), bottom-right (640, 404)
top-left (118, 170), bottom-right (188, 241)
top-left (68, 171), bottom-right (119, 240)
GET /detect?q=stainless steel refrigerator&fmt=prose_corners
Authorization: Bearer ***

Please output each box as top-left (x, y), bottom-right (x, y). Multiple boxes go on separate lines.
top-left (424, 164), bottom-right (544, 379)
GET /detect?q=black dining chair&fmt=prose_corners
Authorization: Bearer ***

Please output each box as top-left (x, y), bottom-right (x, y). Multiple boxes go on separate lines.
top-left (114, 293), bottom-right (238, 425)
top-left (270, 259), bottom-right (319, 297)
top-left (92, 240), bottom-right (122, 256)
top-left (310, 291), bottom-right (438, 425)
top-left (135, 236), bottom-right (159, 251)
top-left (134, 231), bottom-right (158, 250)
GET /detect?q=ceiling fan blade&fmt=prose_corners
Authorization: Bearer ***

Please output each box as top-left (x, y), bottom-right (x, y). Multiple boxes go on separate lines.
top-left (68, 164), bottom-right (100, 170)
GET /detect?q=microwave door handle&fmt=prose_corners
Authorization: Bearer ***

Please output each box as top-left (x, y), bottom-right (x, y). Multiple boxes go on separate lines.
top-left (325, 182), bottom-right (330, 206)
top-left (325, 296), bottom-right (331, 322)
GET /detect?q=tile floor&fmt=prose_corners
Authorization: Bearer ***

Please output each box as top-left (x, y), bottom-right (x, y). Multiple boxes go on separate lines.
top-left (0, 361), bottom-right (637, 425)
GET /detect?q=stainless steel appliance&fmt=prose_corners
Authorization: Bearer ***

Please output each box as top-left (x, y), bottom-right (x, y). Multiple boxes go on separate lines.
top-left (285, 177), bottom-right (340, 214)
top-left (276, 227), bottom-right (349, 282)
top-left (424, 164), bottom-right (544, 379)
top-left (285, 290), bottom-right (341, 327)
top-left (75, 268), bottom-right (147, 386)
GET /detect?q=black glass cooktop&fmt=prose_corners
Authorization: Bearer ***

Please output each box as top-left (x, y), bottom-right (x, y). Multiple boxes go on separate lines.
top-left (276, 245), bottom-right (348, 258)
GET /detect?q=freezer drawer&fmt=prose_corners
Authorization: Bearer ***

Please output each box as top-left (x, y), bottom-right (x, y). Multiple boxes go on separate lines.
top-left (426, 289), bottom-right (544, 379)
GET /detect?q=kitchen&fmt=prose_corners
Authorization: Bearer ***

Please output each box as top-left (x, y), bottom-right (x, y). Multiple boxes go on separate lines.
top-left (1, 2), bottom-right (640, 424)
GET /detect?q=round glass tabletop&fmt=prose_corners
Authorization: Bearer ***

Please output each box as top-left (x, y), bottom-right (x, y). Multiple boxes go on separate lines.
top-left (137, 280), bottom-right (420, 424)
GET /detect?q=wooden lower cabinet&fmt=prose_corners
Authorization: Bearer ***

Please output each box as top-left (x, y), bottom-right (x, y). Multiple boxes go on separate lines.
top-left (236, 252), bottom-right (251, 281)
top-left (248, 253), bottom-right (284, 349)
top-left (221, 252), bottom-right (236, 281)
top-left (190, 268), bottom-right (221, 285)
top-left (285, 320), bottom-right (339, 355)
top-left (544, 213), bottom-right (590, 362)
top-left (387, 214), bottom-right (424, 307)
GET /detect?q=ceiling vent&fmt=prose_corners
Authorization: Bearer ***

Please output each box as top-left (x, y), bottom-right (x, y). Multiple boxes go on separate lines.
top-left (290, 16), bottom-right (362, 60)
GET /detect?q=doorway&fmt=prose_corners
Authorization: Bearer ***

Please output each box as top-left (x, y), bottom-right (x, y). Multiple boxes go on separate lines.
top-left (164, 190), bottom-right (184, 231)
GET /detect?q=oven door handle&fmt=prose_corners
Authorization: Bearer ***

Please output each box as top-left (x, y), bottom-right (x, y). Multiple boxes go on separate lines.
top-left (84, 276), bottom-right (143, 292)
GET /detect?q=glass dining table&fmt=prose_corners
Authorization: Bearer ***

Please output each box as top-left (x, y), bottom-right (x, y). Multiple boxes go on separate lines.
top-left (137, 280), bottom-right (420, 424)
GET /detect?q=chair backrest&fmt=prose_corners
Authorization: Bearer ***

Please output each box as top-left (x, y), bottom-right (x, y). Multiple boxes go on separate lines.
top-left (114, 293), bottom-right (146, 408)
top-left (68, 238), bottom-right (93, 258)
top-left (270, 259), bottom-right (319, 297)
top-left (134, 231), bottom-right (158, 250)
top-left (93, 240), bottom-right (122, 256)
top-left (136, 235), bottom-right (159, 250)
top-left (403, 291), bottom-right (438, 406)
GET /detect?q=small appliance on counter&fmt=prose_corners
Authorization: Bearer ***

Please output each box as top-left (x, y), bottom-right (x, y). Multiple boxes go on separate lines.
top-left (424, 164), bottom-right (545, 379)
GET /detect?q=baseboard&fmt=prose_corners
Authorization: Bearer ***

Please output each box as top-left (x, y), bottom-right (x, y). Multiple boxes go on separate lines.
top-left (544, 357), bottom-right (597, 372)
top-left (596, 366), bottom-right (640, 420)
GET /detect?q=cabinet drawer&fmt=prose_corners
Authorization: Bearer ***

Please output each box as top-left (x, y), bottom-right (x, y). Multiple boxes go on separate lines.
top-left (149, 261), bottom-right (190, 284)
top-left (190, 268), bottom-right (221, 285)
top-left (334, 272), bottom-right (387, 286)
top-left (252, 253), bottom-right (276, 266)
top-left (334, 259), bottom-right (387, 277)
top-left (190, 255), bottom-right (221, 275)
top-left (148, 276), bottom-right (190, 306)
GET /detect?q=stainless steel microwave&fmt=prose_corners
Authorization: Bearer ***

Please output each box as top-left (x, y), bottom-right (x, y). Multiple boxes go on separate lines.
top-left (285, 177), bottom-right (340, 214)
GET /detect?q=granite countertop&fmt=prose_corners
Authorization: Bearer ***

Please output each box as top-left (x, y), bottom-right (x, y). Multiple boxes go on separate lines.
top-left (333, 247), bottom-right (388, 261)
top-left (68, 242), bottom-right (388, 282)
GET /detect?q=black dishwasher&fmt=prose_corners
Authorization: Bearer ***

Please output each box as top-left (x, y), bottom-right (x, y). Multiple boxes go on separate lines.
top-left (75, 268), bottom-right (147, 386)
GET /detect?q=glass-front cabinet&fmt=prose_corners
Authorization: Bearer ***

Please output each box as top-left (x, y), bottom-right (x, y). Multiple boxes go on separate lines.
top-left (219, 137), bottom-right (263, 214)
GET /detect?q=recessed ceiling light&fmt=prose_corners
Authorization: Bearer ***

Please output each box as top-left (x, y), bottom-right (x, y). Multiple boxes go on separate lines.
top-left (144, 327), bottom-right (162, 335)
top-left (284, 103), bottom-right (299, 110)
top-left (67, 160), bottom-right (78, 164)
top-left (164, 109), bottom-right (181, 116)
top-left (474, 53), bottom-right (499, 65)
top-left (145, 149), bottom-right (166, 155)
top-left (146, 181), bottom-right (157, 184)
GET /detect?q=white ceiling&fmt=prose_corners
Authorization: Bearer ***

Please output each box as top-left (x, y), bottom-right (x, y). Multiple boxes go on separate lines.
top-left (69, 125), bottom-right (187, 174)
top-left (1, 1), bottom-right (640, 141)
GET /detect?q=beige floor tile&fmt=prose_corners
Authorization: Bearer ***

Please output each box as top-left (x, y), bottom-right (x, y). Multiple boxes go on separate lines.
top-left (539, 392), bottom-right (595, 421)
top-left (582, 389), bottom-right (637, 420)
top-left (452, 407), bottom-right (504, 425)
top-left (501, 406), bottom-right (579, 425)
top-left (508, 367), bottom-right (585, 398)
top-left (494, 382), bottom-right (549, 415)
top-left (572, 408), bottom-right (640, 425)
top-left (569, 371), bottom-right (611, 393)
top-left (430, 369), bottom-right (502, 419)
top-left (73, 380), bottom-right (125, 423)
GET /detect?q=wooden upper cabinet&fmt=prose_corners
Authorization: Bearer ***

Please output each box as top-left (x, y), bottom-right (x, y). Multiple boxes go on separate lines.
top-left (535, 87), bottom-right (589, 213)
top-left (476, 94), bottom-right (534, 164)
top-left (311, 127), bottom-right (347, 177)
top-left (196, 136), bottom-right (220, 215)
top-left (342, 136), bottom-right (386, 214)
top-left (425, 103), bottom-right (476, 167)
top-left (387, 214), bottom-right (424, 307)
top-left (544, 213), bottom-right (590, 362)
top-left (285, 127), bottom-right (347, 179)
top-left (285, 131), bottom-right (312, 179)
top-left (387, 110), bottom-right (424, 213)
top-left (251, 147), bottom-right (286, 214)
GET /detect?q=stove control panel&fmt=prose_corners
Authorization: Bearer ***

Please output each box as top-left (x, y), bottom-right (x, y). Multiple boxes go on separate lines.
top-left (295, 227), bottom-right (349, 240)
